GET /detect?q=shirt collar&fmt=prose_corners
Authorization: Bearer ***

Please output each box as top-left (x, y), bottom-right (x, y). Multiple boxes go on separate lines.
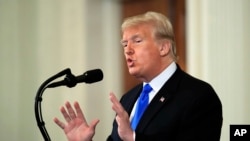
top-left (144, 62), bottom-right (177, 92)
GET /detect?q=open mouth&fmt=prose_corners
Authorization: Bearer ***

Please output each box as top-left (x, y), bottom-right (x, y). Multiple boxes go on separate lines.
top-left (127, 58), bottom-right (135, 67)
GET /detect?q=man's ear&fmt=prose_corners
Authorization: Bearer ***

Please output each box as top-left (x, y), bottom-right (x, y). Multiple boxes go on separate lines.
top-left (159, 40), bottom-right (171, 56)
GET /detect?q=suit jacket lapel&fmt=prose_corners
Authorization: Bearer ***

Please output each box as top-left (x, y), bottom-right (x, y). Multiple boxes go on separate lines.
top-left (121, 84), bottom-right (143, 115)
top-left (136, 66), bottom-right (183, 131)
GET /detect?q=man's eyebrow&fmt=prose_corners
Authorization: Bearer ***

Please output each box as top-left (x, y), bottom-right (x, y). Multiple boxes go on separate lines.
top-left (131, 35), bottom-right (141, 40)
top-left (120, 40), bottom-right (127, 44)
top-left (121, 34), bottom-right (141, 42)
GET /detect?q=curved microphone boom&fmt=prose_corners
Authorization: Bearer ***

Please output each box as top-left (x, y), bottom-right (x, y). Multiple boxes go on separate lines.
top-left (47, 69), bottom-right (103, 88)
top-left (35, 68), bottom-right (103, 140)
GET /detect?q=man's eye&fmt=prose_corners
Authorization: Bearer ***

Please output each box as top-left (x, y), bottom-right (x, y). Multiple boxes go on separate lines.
top-left (135, 39), bottom-right (142, 43)
top-left (122, 43), bottom-right (127, 47)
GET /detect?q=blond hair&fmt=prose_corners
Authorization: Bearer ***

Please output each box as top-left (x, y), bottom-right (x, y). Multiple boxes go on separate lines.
top-left (122, 11), bottom-right (177, 61)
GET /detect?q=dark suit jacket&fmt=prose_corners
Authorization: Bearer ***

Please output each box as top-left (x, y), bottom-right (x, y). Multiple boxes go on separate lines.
top-left (107, 66), bottom-right (223, 141)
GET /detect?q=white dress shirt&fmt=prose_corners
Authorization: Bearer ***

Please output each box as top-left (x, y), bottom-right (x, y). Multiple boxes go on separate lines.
top-left (129, 62), bottom-right (177, 121)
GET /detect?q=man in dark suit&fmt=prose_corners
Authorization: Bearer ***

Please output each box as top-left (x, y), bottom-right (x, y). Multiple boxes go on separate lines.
top-left (54, 11), bottom-right (223, 141)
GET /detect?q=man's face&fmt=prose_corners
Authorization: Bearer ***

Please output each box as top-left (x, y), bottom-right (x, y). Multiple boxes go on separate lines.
top-left (121, 23), bottom-right (163, 82)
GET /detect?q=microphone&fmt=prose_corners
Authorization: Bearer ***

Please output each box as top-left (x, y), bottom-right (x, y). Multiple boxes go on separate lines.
top-left (47, 69), bottom-right (103, 88)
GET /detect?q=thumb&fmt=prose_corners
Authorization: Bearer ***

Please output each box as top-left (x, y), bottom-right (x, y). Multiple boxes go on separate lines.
top-left (90, 119), bottom-right (100, 130)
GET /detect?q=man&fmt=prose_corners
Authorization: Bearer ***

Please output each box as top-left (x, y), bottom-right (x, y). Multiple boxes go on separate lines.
top-left (54, 11), bottom-right (223, 141)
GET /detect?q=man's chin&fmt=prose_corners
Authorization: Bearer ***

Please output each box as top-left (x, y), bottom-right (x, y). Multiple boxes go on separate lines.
top-left (128, 68), bottom-right (137, 76)
top-left (129, 70), bottom-right (141, 79)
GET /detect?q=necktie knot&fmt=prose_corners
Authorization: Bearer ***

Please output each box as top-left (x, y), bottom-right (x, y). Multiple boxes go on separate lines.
top-left (140, 84), bottom-right (152, 100)
top-left (143, 84), bottom-right (152, 95)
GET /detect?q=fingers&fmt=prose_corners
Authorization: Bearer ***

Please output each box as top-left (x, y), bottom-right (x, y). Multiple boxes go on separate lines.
top-left (53, 117), bottom-right (65, 129)
top-left (57, 101), bottom-right (86, 124)
top-left (109, 92), bottom-right (124, 115)
top-left (74, 101), bottom-right (87, 123)
top-left (60, 105), bottom-right (72, 123)
top-left (66, 101), bottom-right (77, 119)
top-left (60, 101), bottom-right (75, 123)
top-left (110, 92), bottom-right (133, 140)
top-left (109, 92), bottom-right (130, 120)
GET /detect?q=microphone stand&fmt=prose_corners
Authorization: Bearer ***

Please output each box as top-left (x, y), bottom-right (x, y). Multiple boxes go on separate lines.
top-left (34, 68), bottom-right (72, 141)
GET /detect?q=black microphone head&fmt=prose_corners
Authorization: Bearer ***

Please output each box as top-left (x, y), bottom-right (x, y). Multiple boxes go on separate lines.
top-left (77, 69), bottom-right (103, 83)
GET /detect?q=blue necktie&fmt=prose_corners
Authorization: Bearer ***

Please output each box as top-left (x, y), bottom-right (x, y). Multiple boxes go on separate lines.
top-left (131, 84), bottom-right (152, 130)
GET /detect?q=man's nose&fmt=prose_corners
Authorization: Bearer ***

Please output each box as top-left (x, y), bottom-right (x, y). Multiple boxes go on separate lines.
top-left (125, 44), bottom-right (134, 55)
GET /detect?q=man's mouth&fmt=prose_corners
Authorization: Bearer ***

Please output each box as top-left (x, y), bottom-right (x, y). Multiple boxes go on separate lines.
top-left (127, 58), bottom-right (136, 67)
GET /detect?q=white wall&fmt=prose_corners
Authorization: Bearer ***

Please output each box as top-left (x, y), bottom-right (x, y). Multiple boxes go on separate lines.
top-left (187, 0), bottom-right (250, 141)
top-left (0, 0), bottom-right (122, 140)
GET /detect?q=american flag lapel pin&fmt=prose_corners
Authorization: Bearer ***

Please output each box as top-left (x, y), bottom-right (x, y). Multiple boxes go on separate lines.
top-left (160, 96), bottom-right (165, 102)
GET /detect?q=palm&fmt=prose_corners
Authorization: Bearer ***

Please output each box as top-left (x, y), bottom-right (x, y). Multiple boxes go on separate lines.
top-left (64, 118), bottom-right (93, 141)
